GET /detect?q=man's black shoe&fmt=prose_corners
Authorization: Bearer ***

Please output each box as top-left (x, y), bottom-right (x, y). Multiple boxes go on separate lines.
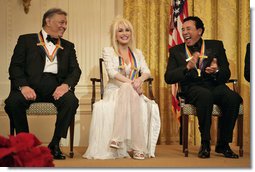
top-left (198, 144), bottom-right (210, 158)
top-left (48, 144), bottom-right (66, 160)
top-left (215, 144), bottom-right (239, 159)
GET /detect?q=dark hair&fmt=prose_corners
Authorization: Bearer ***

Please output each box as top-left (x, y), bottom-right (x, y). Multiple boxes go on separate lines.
top-left (183, 16), bottom-right (205, 36)
top-left (42, 8), bottom-right (67, 27)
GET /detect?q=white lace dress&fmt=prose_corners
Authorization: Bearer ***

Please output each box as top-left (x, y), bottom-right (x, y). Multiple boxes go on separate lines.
top-left (82, 47), bottom-right (160, 159)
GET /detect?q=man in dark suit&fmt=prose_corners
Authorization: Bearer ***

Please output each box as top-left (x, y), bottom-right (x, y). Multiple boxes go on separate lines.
top-left (165, 16), bottom-right (242, 159)
top-left (4, 8), bottom-right (81, 160)
top-left (244, 42), bottom-right (250, 82)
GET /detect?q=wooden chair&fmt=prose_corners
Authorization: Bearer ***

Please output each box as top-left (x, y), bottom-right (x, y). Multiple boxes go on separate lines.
top-left (90, 58), bottom-right (154, 110)
top-left (10, 102), bottom-right (75, 158)
top-left (178, 79), bottom-right (244, 157)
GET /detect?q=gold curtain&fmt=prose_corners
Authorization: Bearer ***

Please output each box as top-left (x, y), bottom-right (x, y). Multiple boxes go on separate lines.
top-left (124, 0), bottom-right (250, 147)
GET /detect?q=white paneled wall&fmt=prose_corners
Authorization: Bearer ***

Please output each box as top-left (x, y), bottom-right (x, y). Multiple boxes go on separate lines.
top-left (0, 0), bottom-right (123, 147)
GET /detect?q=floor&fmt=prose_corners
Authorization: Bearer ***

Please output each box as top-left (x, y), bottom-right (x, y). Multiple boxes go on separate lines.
top-left (53, 145), bottom-right (251, 168)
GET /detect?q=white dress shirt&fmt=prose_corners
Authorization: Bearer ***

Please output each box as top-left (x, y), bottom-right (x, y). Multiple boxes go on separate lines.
top-left (41, 29), bottom-right (58, 74)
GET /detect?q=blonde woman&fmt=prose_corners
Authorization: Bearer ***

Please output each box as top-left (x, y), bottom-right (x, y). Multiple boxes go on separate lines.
top-left (83, 16), bottom-right (160, 160)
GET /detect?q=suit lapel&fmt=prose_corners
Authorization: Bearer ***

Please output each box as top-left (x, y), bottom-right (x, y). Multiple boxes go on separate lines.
top-left (204, 41), bottom-right (213, 58)
top-left (37, 45), bottom-right (46, 61)
top-left (36, 32), bottom-right (47, 61)
top-left (56, 40), bottom-right (65, 74)
top-left (179, 44), bottom-right (187, 62)
top-left (57, 44), bottom-right (64, 63)
top-left (204, 40), bottom-right (210, 56)
top-left (57, 39), bottom-right (65, 61)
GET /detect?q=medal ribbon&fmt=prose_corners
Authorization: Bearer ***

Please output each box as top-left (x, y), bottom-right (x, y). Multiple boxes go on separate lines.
top-left (185, 40), bottom-right (206, 61)
top-left (36, 32), bottom-right (63, 62)
top-left (185, 40), bottom-right (207, 76)
top-left (118, 48), bottom-right (138, 80)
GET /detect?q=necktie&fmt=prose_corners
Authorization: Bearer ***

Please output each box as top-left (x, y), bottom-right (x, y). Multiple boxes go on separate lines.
top-left (46, 35), bottom-right (58, 45)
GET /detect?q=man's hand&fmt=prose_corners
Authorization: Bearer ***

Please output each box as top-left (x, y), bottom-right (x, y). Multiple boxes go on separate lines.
top-left (53, 84), bottom-right (69, 100)
top-left (20, 86), bottom-right (37, 101)
top-left (205, 58), bottom-right (218, 74)
top-left (186, 52), bottom-right (199, 70)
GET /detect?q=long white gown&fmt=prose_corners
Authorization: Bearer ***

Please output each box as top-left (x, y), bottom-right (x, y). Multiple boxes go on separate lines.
top-left (83, 47), bottom-right (161, 159)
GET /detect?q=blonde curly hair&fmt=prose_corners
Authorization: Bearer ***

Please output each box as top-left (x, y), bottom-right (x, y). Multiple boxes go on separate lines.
top-left (110, 16), bottom-right (136, 56)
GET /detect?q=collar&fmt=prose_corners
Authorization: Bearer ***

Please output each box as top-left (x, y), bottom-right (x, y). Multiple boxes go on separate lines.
top-left (187, 38), bottom-right (203, 53)
top-left (40, 29), bottom-right (62, 47)
top-left (41, 29), bottom-right (49, 43)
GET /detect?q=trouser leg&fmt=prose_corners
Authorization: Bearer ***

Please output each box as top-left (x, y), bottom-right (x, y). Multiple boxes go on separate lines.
top-left (213, 85), bottom-right (242, 144)
top-left (4, 91), bottom-right (31, 133)
top-left (36, 73), bottom-right (78, 143)
top-left (186, 86), bottom-right (213, 143)
top-left (52, 92), bottom-right (79, 139)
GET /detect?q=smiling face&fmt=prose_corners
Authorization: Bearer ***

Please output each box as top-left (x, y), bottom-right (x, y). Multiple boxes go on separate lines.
top-left (182, 20), bottom-right (202, 46)
top-left (116, 24), bottom-right (131, 46)
top-left (45, 14), bottom-right (67, 38)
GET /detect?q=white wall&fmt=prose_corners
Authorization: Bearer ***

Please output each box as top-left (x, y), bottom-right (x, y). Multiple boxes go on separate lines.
top-left (0, 0), bottom-right (123, 147)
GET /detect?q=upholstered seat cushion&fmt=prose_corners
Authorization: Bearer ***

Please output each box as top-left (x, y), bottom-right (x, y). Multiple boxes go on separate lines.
top-left (26, 103), bottom-right (57, 115)
top-left (181, 104), bottom-right (243, 116)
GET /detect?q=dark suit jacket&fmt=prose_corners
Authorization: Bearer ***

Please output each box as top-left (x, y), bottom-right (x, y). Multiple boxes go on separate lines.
top-left (244, 42), bottom-right (250, 82)
top-left (8, 33), bottom-right (81, 91)
top-left (165, 40), bottom-right (231, 93)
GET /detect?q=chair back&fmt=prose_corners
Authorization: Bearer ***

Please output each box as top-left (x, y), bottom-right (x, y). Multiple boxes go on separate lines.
top-left (99, 58), bottom-right (104, 99)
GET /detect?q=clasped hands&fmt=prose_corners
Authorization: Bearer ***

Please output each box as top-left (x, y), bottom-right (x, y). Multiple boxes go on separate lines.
top-left (20, 83), bottom-right (69, 101)
top-left (186, 52), bottom-right (219, 74)
top-left (131, 77), bottom-right (143, 95)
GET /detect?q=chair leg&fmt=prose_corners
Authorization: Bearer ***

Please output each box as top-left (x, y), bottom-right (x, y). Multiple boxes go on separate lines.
top-left (182, 115), bottom-right (185, 153)
top-left (179, 116), bottom-right (182, 145)
top-left (69, 117), bottom-right (75, 158)
top-left (182, 114), bottom-right (189, 157)
top-left (216, 116), bottom-right (221, 144)
top-left (238, 114), bottom-right (243, 157)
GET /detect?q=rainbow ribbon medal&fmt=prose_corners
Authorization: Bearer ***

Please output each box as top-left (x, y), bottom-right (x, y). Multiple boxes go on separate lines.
top-left (185, 40), bottom-right (207, 76)
top-left (36, 32), bottom-right (63, 62)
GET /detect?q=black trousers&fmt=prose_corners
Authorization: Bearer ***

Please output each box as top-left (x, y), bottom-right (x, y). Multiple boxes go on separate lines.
top-left (5, 73), bottom-right (79, 139)
top-left (185, 84), bottom-right (242, 144)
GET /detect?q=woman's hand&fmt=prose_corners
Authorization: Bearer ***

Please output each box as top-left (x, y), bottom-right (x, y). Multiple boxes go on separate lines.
top-left (132, 77), bottom-right (143, 90)
top-left (132, 77), bottom-right (143, 95)
top-left (136, 86), bottom-right (143, 95)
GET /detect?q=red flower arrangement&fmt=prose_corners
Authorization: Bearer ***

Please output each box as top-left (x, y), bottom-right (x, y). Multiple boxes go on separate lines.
top-left (0, 132), bottom-right (54, 167)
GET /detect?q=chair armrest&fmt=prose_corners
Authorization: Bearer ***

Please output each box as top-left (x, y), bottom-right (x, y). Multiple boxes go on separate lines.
top-left (144, 77), bottom-right (153, 82)
top-left (227, 79), bottom-right (238, 93)
top-left (90, 78), bottom-right (101, 82)
top-left (228, 79), bottom-right (237, 83)
top-left (144, 77), bottom-right (155, 100)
